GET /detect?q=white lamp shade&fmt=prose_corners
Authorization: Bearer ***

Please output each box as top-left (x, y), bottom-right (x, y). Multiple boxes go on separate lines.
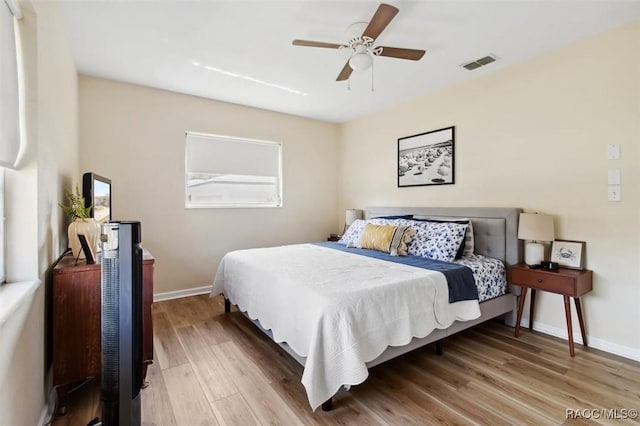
top-left (345, 209), bottom-right (364, 226)
top-left (518, 213), bottom-right (554, 242)
top-left (348, 52), bottom-right (372, 71)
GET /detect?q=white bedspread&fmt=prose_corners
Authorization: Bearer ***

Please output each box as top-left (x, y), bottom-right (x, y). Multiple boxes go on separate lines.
top-left (211, 243), bottom-right (481, 410)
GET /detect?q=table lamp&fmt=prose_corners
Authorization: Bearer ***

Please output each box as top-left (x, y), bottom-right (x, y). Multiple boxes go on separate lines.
top-left (344, 209), bottom-right (364, 234)
top-left (518, 213), bottom-right (555, 266)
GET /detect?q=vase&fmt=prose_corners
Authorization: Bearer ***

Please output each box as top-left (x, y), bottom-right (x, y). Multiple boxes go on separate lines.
top-left (68, 218), bottom-right (101, 260)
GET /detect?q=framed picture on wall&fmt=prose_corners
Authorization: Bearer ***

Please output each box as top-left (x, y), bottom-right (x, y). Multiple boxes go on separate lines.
top-left (550, 239), bottom-right (586, 270)
top-left (398, 126), bottom-right (455, 187)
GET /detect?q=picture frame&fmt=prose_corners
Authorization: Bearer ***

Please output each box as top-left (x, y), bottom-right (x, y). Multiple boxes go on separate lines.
top-left (398, 126), bottom-right (455, 187)
top-left (550, 239), bottom-right (586, 270)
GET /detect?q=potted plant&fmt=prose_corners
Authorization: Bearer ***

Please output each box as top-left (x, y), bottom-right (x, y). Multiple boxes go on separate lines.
top-left (59, 185), bottom-right (100, 260)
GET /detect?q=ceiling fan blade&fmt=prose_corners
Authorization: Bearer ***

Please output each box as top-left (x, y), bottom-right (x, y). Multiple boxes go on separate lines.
top-left (336, 61), bottom-right (353, 81)
top-left (375, 46), bottom-right (426, 61)
top-left (292, 39), bottom-right (344, 49)
top-left (362, 3), bottom-right (399, 41)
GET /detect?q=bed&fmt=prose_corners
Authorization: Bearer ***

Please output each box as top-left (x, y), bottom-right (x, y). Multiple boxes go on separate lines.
top-left (211, 206), bottom-right (522, 411)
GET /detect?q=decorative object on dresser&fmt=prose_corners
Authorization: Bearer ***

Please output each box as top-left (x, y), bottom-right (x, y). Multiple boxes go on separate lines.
top-left (82, 172), bottom-right (112, 223)
top-left (550, 239), bottom-right (586, 270)
top-left (517, 212), bottom-right (554, 266)
top-left (398, 126), bottom-right (455, 187)
top-left (510, 263), bottom-right (592, 356)
top-left (51, 250), bottom-right (155, 414)
top-left (344, 208), bottom-right (364, 233)
top-left (59, 185), bottom-right (100, 260)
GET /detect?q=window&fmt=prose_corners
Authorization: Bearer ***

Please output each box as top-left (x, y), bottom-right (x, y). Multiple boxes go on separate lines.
top-left (0, 0), bottom-right (23, 284)
top-left (0, 0), bottom-right (22, 169)
top-left (185, 132), bottom-right (282, 208)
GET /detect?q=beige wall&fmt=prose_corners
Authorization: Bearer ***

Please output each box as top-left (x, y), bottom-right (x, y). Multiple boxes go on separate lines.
top-left (0, 0), bottom-right (79, 425)
top-left (79, 76), bottom-right (339, 294)
top-left (339, 22), bottom-right (640, 354)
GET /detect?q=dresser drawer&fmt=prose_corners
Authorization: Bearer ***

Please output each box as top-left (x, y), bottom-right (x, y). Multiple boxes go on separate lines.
top-left (510, 268), bottom-right (575, 294)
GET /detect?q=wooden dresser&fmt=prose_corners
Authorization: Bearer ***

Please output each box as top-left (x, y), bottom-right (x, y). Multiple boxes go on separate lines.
top-left (52, 250), bottom-right (154, 409)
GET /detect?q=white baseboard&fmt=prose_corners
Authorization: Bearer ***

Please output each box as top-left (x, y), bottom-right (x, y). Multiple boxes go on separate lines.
top-left (518, 317), bottom-right (640, 362)
top-left (153, 285), bottom-right (211, 302)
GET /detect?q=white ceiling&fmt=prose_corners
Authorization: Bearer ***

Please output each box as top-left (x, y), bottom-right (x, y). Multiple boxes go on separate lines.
top-left (59, 1), bottom-right (640, 123)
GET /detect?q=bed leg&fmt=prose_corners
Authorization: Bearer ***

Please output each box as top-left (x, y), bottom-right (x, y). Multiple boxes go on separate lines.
top-left (321, 398), bottom-right (333, 411)
top-left (435, 340), bottom-right (443, 356)
top-left (224, 298), bottom-right (231, 313)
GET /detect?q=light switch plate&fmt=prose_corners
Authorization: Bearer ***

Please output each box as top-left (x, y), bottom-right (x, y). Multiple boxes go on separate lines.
top-left (608, 169), bottom-right (621, 185)
top-left (607, 144), bottom-right (620, 160)
top-left (608, 185), bottom-right (621, 202)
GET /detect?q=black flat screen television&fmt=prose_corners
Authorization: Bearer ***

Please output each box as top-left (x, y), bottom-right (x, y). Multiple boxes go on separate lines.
top-left (83, 172), bottom-right (112, 223)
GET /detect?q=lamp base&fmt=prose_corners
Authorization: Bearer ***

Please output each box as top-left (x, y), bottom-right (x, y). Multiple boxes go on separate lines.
top-left (524, 242), bottom-right (544, 266)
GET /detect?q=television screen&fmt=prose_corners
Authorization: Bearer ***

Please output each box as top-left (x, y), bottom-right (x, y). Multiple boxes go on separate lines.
top-left (83, 172), bottom-right (111, 222)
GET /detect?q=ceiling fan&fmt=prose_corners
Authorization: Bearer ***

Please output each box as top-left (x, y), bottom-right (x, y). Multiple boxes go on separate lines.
top-left (292, 3), bottom-right (425, 82)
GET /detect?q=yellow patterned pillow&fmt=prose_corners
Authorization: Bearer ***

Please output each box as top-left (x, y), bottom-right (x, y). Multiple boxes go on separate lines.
top-left (358, 224), bottom-right (416, 256)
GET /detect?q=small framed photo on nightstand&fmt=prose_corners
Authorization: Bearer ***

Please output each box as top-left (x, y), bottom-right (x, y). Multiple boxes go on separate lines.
top-left (550, 239), bottom-right (586, 270)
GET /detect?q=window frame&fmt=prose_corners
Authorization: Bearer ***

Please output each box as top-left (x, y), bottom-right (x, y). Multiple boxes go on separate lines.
top-left (184, 131), bottom-right (283, 209)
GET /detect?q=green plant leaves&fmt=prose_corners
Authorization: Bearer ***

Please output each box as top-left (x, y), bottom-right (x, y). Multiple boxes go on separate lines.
top-left (58, 184), bottom-right (91, 221)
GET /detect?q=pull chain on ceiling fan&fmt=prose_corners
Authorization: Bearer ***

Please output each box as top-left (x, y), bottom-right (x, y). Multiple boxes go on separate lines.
top-left (292, 3), bottom-right (426, 82)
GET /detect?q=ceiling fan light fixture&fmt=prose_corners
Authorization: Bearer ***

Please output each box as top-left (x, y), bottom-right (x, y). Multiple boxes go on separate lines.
top-left (292, 3), bottom-right (423, 81)
top-left (349, 52), bottom-right (373, 71)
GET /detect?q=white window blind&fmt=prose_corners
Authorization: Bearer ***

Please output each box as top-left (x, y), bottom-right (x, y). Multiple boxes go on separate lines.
top-left (185, 132), bottom-right (282, 208)
top-left (0, 0), bottom-right (22, 169)
top-left (0, 0), bottom-right (21, 284)
top-left (0, 168), bottom-right (4, 284)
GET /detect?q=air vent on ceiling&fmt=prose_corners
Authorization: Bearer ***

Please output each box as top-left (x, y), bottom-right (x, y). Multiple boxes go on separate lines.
top-left (461, 54), bottom-right (498, 71)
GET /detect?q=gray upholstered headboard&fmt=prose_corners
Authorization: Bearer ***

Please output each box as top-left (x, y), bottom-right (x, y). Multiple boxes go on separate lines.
top-left (365, 207), bottom-right (523, 267)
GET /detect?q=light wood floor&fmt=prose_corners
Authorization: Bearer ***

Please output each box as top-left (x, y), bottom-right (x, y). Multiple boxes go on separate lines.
top-left (53, 294), bottom-right (640, 426)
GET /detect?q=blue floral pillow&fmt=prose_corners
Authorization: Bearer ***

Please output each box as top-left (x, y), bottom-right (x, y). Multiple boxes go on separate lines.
top-left (338, 219), bottom-right (367, 246)
top-left (406, 221), bottom-right (468, 262)
top-left (413, 216), bottom-right (475, 257)
top-left (367, 217), bottom-right (405, 226)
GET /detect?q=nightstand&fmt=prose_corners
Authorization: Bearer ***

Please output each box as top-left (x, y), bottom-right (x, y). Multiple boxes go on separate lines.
top-left (509, 263), bottom-right (593, 356)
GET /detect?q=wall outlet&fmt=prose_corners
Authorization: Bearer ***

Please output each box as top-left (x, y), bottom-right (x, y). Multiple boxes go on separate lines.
top-left (608, 185), bottom-right (621, 202)
top-left (607, 144), bottom-right (620, 160)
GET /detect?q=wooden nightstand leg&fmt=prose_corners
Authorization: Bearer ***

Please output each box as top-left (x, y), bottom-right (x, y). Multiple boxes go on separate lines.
top-left (574, 297), bottom-right (588, 348)
top-left (529, 289), bottom-right (537, 331)
top-left (514, 287), bottom-right (528, 337)
top-left (563, 296), bottom-right (575, 357)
